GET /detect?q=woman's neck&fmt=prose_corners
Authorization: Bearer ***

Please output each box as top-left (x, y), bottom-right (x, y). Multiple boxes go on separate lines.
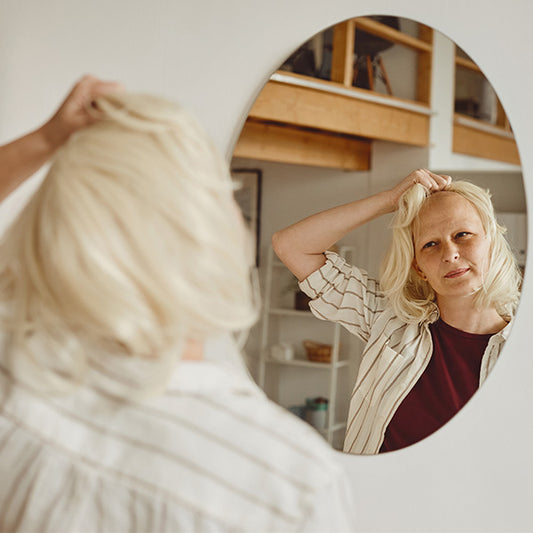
top-left (181, 339), bottom-right (204, 360)
top-left (437, 296), bottom-right (507, 335)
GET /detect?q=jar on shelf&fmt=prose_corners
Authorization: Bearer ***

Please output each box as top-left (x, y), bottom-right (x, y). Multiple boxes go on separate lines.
top-left (305, 397), bottom-right (329, 430)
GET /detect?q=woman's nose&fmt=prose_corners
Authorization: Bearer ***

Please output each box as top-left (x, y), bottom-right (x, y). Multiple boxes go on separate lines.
top-left (441, 241), bottom-right (459, 262)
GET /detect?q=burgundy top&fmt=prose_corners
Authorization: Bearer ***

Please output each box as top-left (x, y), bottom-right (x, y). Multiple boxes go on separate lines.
top-left (379, 318), bottom-right (491, 453)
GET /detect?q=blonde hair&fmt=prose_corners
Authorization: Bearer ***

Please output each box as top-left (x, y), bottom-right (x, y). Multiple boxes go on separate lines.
top-left (0, 93), bottom-right (258, 393)
top-left (380, 180), bottom-right (522, 323)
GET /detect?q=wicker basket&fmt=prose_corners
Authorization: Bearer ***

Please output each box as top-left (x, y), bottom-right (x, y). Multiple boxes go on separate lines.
top-left (303, 340), bottom-right (332, 363)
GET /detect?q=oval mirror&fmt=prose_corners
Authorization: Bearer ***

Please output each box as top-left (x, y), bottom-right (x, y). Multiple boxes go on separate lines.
top-left (231, 15), bottom-right (526, 454)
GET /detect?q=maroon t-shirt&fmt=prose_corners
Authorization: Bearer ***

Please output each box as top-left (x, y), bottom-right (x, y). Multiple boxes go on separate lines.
top-left (379, 318), bottom-right (491, 453)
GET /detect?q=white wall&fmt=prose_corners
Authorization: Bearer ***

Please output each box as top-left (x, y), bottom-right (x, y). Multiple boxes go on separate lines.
top-left (231, 158), bottom-right (371, 271)
top-left (1, 1), bottom-right (533, 531)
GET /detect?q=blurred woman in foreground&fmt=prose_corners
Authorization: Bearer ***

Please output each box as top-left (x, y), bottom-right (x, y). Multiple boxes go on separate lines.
top-left (0, 79), bottom-right (355, 532)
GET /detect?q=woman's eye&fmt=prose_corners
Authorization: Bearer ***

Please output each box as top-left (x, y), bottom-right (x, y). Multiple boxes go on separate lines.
top-left (422, 241), bottom-right (436, 249)
top-left (455, 231), bottom-right (470, 239)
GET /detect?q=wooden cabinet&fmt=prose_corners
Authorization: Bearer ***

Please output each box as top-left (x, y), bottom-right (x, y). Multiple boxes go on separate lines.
top-left (234, 16), bottom-right (521, 170)
top-left (452, 47), bottom-right (519, 165)
top-left (234, 16), bottom-right (435, 170)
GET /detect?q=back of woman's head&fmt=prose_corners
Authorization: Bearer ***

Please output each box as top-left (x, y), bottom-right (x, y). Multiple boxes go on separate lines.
top-left (380, 179), bottom-right (521, 323)
top-left (0, 92), bottom-right (257, 391)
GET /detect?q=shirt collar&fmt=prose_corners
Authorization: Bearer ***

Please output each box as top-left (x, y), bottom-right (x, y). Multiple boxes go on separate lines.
top-left (424, 307), bottom-right (514, 340)
top-left (166, 359), bottom-right (259, 396)
top-left (5, 332), bottom-right (259, 401)
top-left (165, 333), bottom-right (258, 395)
top-left (91, 333), bottom-right (260, 398)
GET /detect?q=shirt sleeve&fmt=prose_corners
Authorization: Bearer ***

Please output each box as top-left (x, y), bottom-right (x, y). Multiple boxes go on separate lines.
top-left (300, 460), bottom-right (357, 533)
top-left (298, 251), bottom-right (385, 343)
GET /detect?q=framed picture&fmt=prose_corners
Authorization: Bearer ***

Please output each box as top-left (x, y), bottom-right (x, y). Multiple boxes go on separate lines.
top-left (231, 168), bottom-right (262, 266)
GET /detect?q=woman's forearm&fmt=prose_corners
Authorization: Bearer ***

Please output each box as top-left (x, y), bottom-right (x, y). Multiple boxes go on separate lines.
top-left (0, 76), bottom-right (123, 203)
top-left (272, 190), bottom-right (396, 281)
top-left (0, 126), bottom-right (60, 202)
top-left (272, 169), bottom-right (451, 282)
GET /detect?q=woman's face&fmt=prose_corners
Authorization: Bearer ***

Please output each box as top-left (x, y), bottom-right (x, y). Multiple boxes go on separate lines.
top-left (411, 192), bottom-right (492, 304)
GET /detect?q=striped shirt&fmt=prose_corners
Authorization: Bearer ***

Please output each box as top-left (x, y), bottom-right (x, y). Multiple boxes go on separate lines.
top-left (0, 334), bottom-right (356, 532)
top-left (299, 252), bottom-right (511, 456)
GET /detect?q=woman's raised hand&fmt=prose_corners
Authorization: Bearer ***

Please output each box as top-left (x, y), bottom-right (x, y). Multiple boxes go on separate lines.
top-left (273, 169), bottom-right (452, 282)
top-left (41, 75), bottom-right (124, 150)
top-left (0, 76), bottom-right (124, 203)
top-left (388, 168), bottom-right (452, 210)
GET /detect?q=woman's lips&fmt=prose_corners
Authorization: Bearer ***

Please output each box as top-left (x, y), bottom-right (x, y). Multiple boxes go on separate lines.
top-left (445, 267), bottom-right (470, 278)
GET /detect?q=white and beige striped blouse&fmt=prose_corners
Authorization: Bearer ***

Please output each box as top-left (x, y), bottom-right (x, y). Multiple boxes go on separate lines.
top-left (0, 335), bottom-right (356, 532)
top-left (299, 252), bottom-right (511, 456)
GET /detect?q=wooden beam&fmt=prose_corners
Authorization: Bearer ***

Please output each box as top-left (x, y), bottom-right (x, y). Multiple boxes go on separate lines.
top-left (496, 97), bottom-right (511, 130)
top-left (331, 19), bottom-right (356, 86)
top-left (455, 55), bottom-right (482, 73)
top-left (273, 70), bottom-right (432, 110)
top-left (416, 25), bottom-right (433, 105)
top-left (247, 80), bottom-right (430, 146)
top-left (355, 17), bottom-right (432, 52)
top-left (453, 118), bottom-right (520, 165)
top-left (233, 120), bottom-right (371, 171)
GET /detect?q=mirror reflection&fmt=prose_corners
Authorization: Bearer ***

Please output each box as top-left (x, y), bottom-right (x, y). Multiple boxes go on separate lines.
top-left (232, 15), bottom-right (526, 453)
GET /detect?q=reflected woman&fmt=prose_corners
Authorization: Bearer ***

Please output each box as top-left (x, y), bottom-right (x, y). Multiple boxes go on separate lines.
top-left (273, 169), bottom-right (521, 455)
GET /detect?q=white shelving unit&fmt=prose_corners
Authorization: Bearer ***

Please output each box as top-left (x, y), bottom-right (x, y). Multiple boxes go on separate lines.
top-left (258, 245), bottom-right (356, 446)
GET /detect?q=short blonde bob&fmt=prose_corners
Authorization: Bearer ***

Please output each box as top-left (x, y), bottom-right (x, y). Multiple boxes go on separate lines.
top-left (380, 180), bottom-right (522, 324)
top-left (0, 93), bottom-right (258, 393)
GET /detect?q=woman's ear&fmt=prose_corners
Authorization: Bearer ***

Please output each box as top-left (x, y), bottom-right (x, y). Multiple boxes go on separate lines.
top-left (412, 259), bottom-right (427, 280)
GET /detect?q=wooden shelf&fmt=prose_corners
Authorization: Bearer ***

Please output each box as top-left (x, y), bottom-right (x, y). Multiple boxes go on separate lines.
top-left (234, 119), bottom-right (371, 171)
top-left (453, 42), bottom-right (517, 165)
top-left (331, 18), bottom-right (433, 102)
top-left (270, 308), bottom-right (314, 317)
top-left (264, 357), bottom-right (350, 369)
top-left (237, 17), bottom-right (519, 168)
top-left (244, 73), bottom-right (430, 148)
top-left (318, 422), bottom-right (346, 435)
top-left (235, 17), bottom-right (435, 169)
top-left (455, 55), bottom-right (482, 73)
top-left (452, 114), bottom-right (520, 165)
top-left (355, 17), bottom-right (432, 53)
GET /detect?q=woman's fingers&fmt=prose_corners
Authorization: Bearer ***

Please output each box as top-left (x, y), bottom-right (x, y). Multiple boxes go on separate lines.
top-left (426, 170), bottom-right (452, 190)
top-left (390, 169), bottom-right (453, 211)
top-left (42, 76), bottom-right (125, 150)
top-left (412, 169), bottom-right (451, 191)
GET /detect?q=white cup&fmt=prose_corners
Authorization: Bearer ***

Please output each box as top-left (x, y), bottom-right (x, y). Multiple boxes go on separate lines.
top-left (270, 343), bottom-right (294, 361)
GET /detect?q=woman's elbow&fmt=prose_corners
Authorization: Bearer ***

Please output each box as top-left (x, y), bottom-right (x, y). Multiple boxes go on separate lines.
top-left (271, 230), bottom-right (285, 259)
top-left (272, 229), bottom-right (296, 264)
